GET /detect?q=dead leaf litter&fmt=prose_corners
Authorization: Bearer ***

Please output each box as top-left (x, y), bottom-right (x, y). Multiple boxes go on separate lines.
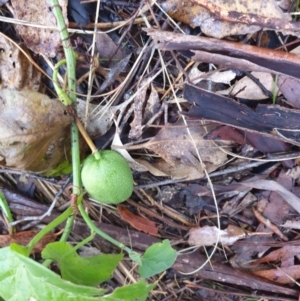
top-left (1, 0), bottom-right (300, 299)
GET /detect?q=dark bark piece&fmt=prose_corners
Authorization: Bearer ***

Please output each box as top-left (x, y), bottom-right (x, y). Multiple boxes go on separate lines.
top-left (173, 254), bottom-right (298, 298)
top-left (145, 29), bottom-right (300, 79)
top-left (192, 50), bottom-right (274, 74)
top-left (68, 0), bottom-right (96, 26)
top-left (183, 83), bottom-right (300, 147)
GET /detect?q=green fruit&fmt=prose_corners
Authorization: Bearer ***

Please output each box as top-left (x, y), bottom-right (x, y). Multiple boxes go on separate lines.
top-left (81, 150), bottom-right (133, 204)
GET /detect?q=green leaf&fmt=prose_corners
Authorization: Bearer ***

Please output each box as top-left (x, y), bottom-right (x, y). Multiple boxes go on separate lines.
top-left (10, 242), bottom-right (30, 257)
top-left (44, 160), bottom-right (72, 177)
top-left (102, 281), bottom-right (154, 301)
top-left (42, 241), bottom-right (123, 286)
top-left (129, 250), bottom-right (142, 266)
top-left (0, 191), bottom-right (13, 224)
top-left (0, 246), bottom-right (106, 301)
top-left (138, 240), bottom-right (177, 278)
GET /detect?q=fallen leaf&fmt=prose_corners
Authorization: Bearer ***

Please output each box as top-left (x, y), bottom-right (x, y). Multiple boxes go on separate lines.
top-left (161, 0), bottom-right (289, 39)
top-left (205, 125), bottom-right (246, 145)
top-left (117, 205), bottom-right (158, 236)
top-left (258, 171), bottom-right (292, 224)
top-left (144, 157), bottom-right (205, 180)
top-left (135, 159), bottom-right (168, 177)
top-left (189, 67), bottom-right (236, 85)
top-left (221, 191), bottom-right (256, 217)
top-left (0, 89), bottom-right (72, 172)
top-left (0, 33), bottom-right (42, 91)
top-left (253, 266), bottom-right (300, 284)
top-left (143, 84), bottom-right (161, 124)
top-left (242, 179), bottom-right (300, 214)
top-left (253, 245), bottom-right (300, 266)
top-left (0, 230), bottom-right (61, 253)
top-left (112, 126), bottom-right (149, 172)
top-left (140, 119), bottom-right (228, 180)
top-left (277, 75), bottom-right (300, 109)
top-left (190, 0), bottom-right (293, 37)
top-left (188, 225), bottom-right (247, 246)
top-left (97, 54), bottom-right (131, 93)
top-left (10, 0), bottom-right (68, 57)
top-left (129, 78), bottom-right (148, 140)
top-left (252, 208), bottom-right (288, 241)
top-left (77, 96), bottom-right (133, 139)
top-left (96, 32), bottom-right (124, 64)
top-left (218, 72), bottom-right (279, 100)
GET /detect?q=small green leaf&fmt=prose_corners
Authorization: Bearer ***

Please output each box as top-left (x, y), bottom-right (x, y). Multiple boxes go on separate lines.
top-left (42, 241), bottom-right (123, 286)
top-left (44, 160), bottom-right (72, 177)
top-left (102, 281), bottom-right (154, 301)
top-left (138, 240), bottom-right (177, 278)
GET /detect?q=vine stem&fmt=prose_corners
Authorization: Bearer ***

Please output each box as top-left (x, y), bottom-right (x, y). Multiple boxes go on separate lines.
top-left (78, 203), bottom-right (141, 262)
top-left (27, 0), bottom-right (139, 264)
top-left (27, 1), bottom-right (80, 255)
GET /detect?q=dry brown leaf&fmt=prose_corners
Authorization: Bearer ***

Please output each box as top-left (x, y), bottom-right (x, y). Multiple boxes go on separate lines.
top-left (278, 75), bottom-right (300, 109)
top-left (221, 192), bottom-right (256, 217)
top-left (97, 54), bottom-right (131, 94)
top-left (141, 119), bottom-right (227, 179)
top-left (117, 205), bottom-right (158, 236)
top-left (143, 84), bottom-right (161, 124)
top-left (147, 158), bottom-right (205, 180)
top-left (96, 32), bottom-right (124, 65)
top-left (218, 72), bottom-right (279, 100)
top-left (129, 78), bottom-right (148, 140)
top-left (0, 89), bottom-right (72, 172)
top-left (189, 68), bottom-right (236, 85)
top-left (0, 34), bottom-right (42, 91)
top-left (253, 245), bottom-right (300, 266)
top-left (192, 0), bottom-right (293, 37)
top-left (129, 81), bottom-right (161, 140)
top-left (10, 0), bottom-right (68, 57)
top-left (242, 180), bottom-right (300, 214)
top-left (162, 0), bottom-right (289, 39)
top-left (253, 266), bottom-right (300, 284)
top-left (77, 96), bottom-right (134, 139)
top-left (188, 225), bottom-right (247, 246)
top-left (253, 207), bottom-right (288, 241)
top-left (135, 159), bottom-right (168, 177)
top-left (0, 230), bottom-right (61, 253)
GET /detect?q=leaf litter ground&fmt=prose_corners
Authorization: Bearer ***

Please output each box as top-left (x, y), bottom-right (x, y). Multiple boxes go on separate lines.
top-left (1, 0), bottom-right (300, 300)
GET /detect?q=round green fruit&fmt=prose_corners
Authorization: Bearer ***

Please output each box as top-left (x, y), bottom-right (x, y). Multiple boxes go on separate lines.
top-left (81, 150), bottom-right (133, 204)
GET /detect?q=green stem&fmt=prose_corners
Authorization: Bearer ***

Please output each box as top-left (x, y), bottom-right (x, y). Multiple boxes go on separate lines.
top-left (0, 191), bottom-right (14, 234)
top-left (272, 74), bottom-right (278, 105)
top-left (67, 232), bottom-right (95, 255)
top-left (27, 207), bottom-right (73, 254)
top-left (78, 203), bottom-right (138, 257)
top-left (52, 59), bottom-right (72, 106)
top-left (42, 212), bottom-right (76, 267)
top-left (48, 0), bottom-right (140, 267)
top-left (50, 1), bottom-right (76, 103)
